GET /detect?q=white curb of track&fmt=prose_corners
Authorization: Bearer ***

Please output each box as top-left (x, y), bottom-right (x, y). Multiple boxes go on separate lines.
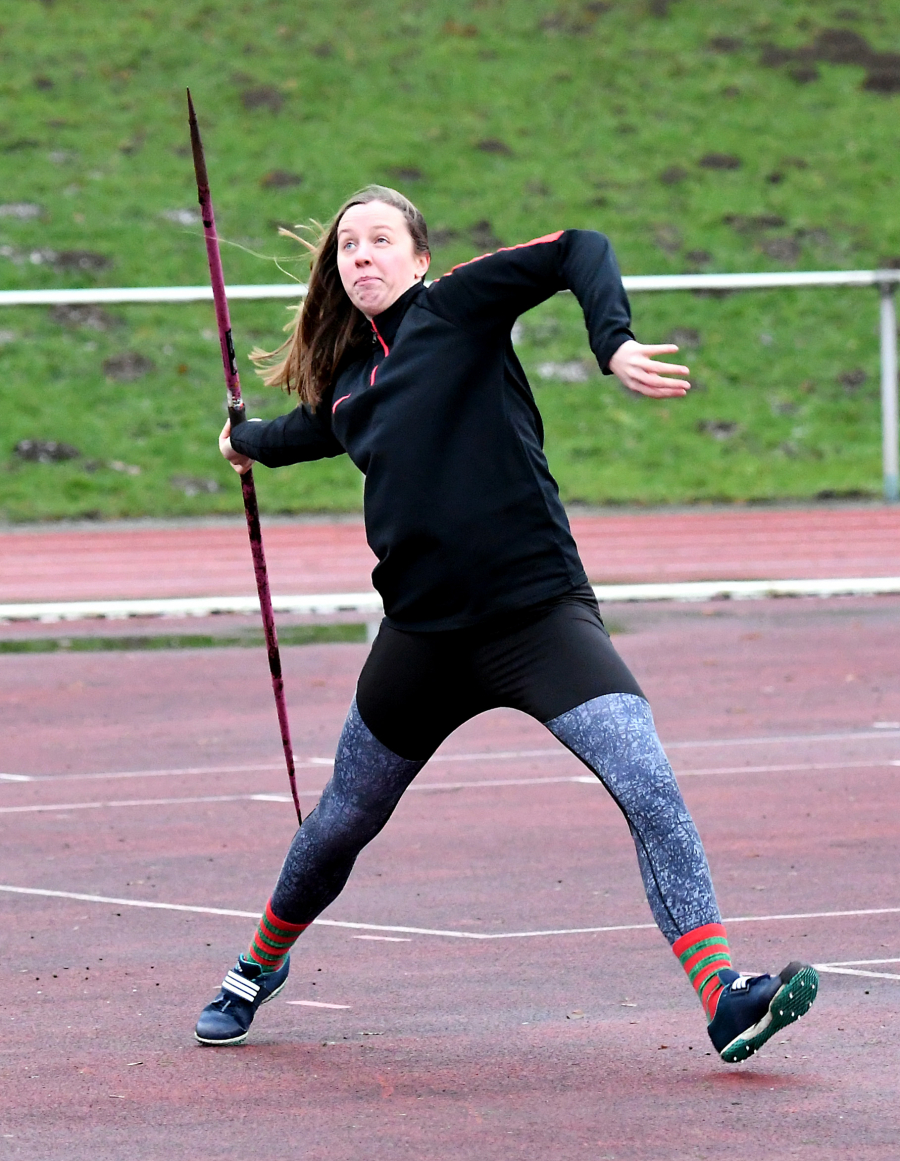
top-left (592, 576), bottom-right (900, 602)
top-left (0, 591), bottom-right (384, 623)
top-left (2, 577), bottom-right (900, 623)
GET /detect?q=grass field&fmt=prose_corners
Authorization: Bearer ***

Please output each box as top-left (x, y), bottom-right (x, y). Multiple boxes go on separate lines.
top-left (1, 0), bottom-right (899, 519)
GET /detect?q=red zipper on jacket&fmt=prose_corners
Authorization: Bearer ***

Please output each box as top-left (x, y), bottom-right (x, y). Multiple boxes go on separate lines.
top-left (370, 319), bottom-right (390, 385)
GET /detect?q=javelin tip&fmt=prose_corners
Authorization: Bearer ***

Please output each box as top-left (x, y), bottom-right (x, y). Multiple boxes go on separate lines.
top-left (186, 88), bottom-right (208, 191)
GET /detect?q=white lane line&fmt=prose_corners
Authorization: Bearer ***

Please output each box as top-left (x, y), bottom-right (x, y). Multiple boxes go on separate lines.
top-left (0, 760), bottom-right (332, 785)
top-left (250, 775), bottom-right (597, 805)
top-left (285, 1000), bottom-right (351, 1009)
top-left (2, 884), bottom-right (899, 941)
top-left (4, 759), bottom-right (899, 816)
top-left (814, 966), bottom-right (900, 981)
top-left (814, 957), bottom-right (900, 966)
top-left (0, 793), bottom-right (319, 815)
top-left (353, 936), bottom-right (412, 942)
top-left (0, 750), bottom-right (570, 784)
top-left (3, 728), bottom-right (899, 785)
top-left (0, 885), bottom-right (483, 937)
top-left (441, 906), bottom-right (900, 940)
top-left (665, 729), bottom-right (900, 750)
top-left (0, 778), bottom-right (600, 814)
top-left (679, 759), bottom-right (900, 778)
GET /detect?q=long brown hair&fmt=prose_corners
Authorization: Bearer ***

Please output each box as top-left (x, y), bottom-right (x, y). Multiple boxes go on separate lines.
top-left (251, 185), bottom-right (430, 407)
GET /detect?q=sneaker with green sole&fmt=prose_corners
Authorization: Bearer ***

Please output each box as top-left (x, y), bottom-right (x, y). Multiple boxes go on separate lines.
top-left (707, 961), bottom-right (819, 1063)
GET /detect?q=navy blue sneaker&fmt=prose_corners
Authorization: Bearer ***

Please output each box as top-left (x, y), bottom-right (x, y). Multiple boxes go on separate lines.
top-left (194, 956), bottom-right (290, 1046)
top-left (707, 961), bottom-right (819, 1063)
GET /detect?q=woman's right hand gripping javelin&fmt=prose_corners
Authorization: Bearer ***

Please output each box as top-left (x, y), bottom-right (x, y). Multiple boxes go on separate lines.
top-left (219, 418), bottom-right (254, 475)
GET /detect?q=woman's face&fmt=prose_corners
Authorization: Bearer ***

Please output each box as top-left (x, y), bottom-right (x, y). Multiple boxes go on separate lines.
top-left (336, 201), bottom-right (429, 318)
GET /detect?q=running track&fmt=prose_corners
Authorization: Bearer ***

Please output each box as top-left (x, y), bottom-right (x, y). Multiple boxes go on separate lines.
top-left (2, 505), bottom-right (900, 603)
top-left (1, 594), bottom-right (898, 1159)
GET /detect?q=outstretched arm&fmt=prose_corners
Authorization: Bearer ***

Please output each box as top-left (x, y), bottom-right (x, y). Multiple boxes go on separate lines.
top-left (425, 229), bottom-right (633, 371)
top-left (609, 340), bottom-right (691, 398)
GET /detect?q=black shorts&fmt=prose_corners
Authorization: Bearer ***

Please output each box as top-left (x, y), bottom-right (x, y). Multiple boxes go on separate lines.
top-left (356, 584), bottom-right (645, 760)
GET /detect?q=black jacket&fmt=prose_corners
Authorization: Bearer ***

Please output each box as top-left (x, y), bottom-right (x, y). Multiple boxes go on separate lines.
top-left (230, 228), bottom-right (633, 631)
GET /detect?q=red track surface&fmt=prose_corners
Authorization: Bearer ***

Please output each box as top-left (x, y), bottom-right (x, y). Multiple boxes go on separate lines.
top-left (1, 596), bottom-right (899, 1159)
top-left (2, 505), bottom-right (900, 603)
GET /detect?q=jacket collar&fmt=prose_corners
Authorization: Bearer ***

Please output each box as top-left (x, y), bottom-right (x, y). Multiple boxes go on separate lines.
top-left (369, 280), bottom-right (425, 348)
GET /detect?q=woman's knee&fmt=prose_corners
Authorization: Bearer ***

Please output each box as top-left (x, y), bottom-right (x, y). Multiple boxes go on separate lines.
top-left (307, 789), bottom-right (393, 858)
top-left (546, 691), bottom-right (689, 816)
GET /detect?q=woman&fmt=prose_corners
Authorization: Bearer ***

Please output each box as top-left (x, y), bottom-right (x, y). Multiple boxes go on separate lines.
top-left (195, 186), bottom-right (818, 1062)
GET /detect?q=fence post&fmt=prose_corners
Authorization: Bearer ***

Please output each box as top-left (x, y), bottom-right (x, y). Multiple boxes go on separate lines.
top-left (880, 283), bottom-right (899, 503)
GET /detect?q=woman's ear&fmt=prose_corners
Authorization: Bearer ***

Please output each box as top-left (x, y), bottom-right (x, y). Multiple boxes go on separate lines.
top-left (415, 253), bottom-right (430, 280)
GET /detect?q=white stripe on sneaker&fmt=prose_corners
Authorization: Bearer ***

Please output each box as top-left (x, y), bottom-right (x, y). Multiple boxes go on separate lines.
top-left (222, 970), bottom-right (260, 1002)
top-left (223, 980), bottom-right (259, 1002)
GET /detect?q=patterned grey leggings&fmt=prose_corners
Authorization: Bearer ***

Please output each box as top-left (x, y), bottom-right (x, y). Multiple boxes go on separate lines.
top-left (271, 692), bottom-right (721, 945)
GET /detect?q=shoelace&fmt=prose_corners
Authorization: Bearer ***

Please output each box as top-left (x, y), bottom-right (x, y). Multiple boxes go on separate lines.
top-left (213, 992), bottom-right (243, 1011)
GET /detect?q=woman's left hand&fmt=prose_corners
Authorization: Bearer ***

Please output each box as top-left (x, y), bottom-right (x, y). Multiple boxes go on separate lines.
top-left (609, 339), bottom-right (691, 398)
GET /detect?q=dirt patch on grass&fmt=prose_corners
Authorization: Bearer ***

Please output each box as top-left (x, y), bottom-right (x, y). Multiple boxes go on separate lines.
top-left (260, 170), bottom-right (303, 189)
top-left (475, 138), bottom-right (513, 155)
top-left (13, 439), bottom-right (81, 463)
top-left (539, 3), bottom-right (611, 35)
top-left (49, 304), bottom-right (120, 331)
top-left (653, 224), bottom-right (682, 254)
top-left (470, 220), bottom-right (504, 250)
top-left (722, 214), bottom-right (787, 232)
top-left (707, 36), bottom-right (743, 53)
top-left (720, 214), bottom-right (836, 267)
top-left (239, 85), bottom-right (284, 114)
top-left (102, 352), bottom-right (155, 381)
top-left (658, 165), bottom-right (688, 185)
top-left (838, 368), bottom-right (867, 395)
top-left (387, 166), bottom-right (424, 183)
top-left (698, 153), bottom-right (741, 170)
top-left (55, 250), bottom-right (113, 274)
top-left (760, 28), bottom-right (900, 93)
top-left (667, 327), bottom-right (701, 348)
top-left (170, 475), bottom-right (222, 496)
top-left (697, 419), bottom-right (741, 440)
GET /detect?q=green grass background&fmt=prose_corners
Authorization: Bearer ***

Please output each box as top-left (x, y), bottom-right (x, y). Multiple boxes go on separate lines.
top-left (1, 0), bottom-right (898, 519)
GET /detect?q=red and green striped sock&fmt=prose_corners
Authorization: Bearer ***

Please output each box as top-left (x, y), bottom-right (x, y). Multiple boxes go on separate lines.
top-left (243, 900), bottom-right (309, 974)
top-left (673, 922), bottom-right (733, 1021)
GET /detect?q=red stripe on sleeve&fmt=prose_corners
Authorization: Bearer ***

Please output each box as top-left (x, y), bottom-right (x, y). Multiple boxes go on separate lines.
top-left (442, 230), bottom-right (565, 276)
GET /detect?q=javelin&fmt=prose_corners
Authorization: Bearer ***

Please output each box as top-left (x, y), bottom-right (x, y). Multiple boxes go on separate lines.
top-left (186, 89), bottom-right (301, 826)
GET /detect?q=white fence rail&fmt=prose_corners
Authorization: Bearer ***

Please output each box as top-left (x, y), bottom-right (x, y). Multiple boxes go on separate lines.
top-left (1, 269), bottom-right (897, 501)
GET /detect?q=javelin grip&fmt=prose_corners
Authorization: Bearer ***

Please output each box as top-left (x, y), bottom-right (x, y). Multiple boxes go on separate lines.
top-left (186, 88), bottom-right (301, 826)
